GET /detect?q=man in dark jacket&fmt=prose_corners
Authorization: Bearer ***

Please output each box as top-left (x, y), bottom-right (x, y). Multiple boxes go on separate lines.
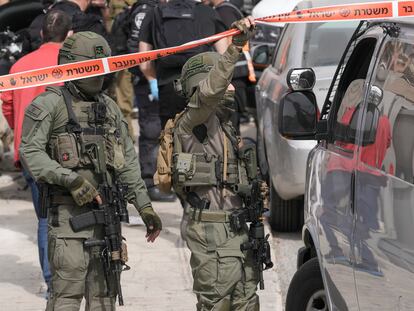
top-left (27, 0), bottom-right (108, 53)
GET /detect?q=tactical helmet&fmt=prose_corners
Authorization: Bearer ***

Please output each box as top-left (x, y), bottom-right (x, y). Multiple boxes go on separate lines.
top-left (59, 32), bottom-right (111, 97)
top-left (176, 52), bottom-right (220, 99)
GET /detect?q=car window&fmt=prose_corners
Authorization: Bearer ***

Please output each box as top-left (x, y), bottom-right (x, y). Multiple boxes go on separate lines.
top-left (304, 22), bottom-right (358, 68)
top-left (272, 25), bottom-right (294, 74)
top-left (331, 37), bottom-right (377, 147)
top-left (361, 39), bottom-right (414, 183)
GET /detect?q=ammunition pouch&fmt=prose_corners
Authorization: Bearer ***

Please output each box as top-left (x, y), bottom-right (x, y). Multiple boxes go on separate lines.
top-left (238, 144), bottom-right (258, 180)
top-left (70, 210), bottom-right (106, 232)
top-left (172, 152), bottom-right (241, 189)
top-left (50, 129), bottom-right (126, 171)
top-left (48, 86), bottom-right (126, 172)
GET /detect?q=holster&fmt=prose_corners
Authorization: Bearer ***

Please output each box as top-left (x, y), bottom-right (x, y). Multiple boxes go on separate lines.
top-left (186, 192), bottom-right (210, 222)
top-left (230, 209), bottom-right (248, 232)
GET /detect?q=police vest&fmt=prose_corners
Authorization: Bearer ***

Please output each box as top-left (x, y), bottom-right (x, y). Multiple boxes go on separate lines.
top-left (47, 86), bottom-right (126, 173)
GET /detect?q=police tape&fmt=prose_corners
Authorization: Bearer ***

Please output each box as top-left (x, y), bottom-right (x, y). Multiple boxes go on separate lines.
top-left (0, 0), bottom-right (413, 92)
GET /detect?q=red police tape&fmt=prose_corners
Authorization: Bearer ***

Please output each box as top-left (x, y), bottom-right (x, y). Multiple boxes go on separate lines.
top-left (1, 0), bottom-right (414, 92)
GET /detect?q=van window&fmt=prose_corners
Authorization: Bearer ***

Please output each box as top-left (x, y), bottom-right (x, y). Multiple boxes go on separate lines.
top-left (304, 22), bottom-right (358, 68)
top-left (361, 39), bottom-right (414, 183)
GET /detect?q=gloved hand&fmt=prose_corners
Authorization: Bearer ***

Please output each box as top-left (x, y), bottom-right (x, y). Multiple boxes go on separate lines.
top-left (260, 181), bottom-right (270, 209)
top-left (68, 175), bottom-right (100, 206)
top-left (140, 206), bottom-right (162, 242)
top-left (149, 79), bottom-right (159, 101)
top-left (231, 16), bottom-right (256, 47)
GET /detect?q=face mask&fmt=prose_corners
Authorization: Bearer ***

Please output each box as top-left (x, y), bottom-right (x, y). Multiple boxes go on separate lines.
top-left (73, 76), bottom-right (104, 98)
top-left (217, 90), bottom-right (236, 123)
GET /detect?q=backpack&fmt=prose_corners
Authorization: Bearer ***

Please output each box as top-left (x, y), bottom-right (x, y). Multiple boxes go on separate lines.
top-left (154, 111), bottom-right (185, 193)
top-left (152, 0), bottom-right (210, 68)
top-left (110, 7), bottom-right (132, 56)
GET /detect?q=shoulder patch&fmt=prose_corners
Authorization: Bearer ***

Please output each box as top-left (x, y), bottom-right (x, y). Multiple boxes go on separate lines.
top-left (25, 104), bottom-right (49, 121)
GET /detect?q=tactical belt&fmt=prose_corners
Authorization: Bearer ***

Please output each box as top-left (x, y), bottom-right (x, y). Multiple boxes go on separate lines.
top-left (189, 208), bottom-right (232, 223)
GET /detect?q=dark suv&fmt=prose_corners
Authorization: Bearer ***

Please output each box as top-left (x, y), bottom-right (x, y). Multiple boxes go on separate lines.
top-left (279, 19), bottom-right (414, 310)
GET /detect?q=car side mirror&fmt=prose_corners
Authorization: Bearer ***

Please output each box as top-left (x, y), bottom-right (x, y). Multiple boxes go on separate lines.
top-left (252, 44), bottom-right (271, 66)
top-left (279, 91), bottom-right (318, 140)
top-left (287, 68), bottom-right (316, 91)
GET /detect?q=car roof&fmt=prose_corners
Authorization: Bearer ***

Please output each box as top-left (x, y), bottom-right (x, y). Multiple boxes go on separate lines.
top-left (371, 18), bottom-right (414, 26)
top-left (295, 1), bottom-right (414, 27)
top-left (295, 0), bottom-right (382, 10)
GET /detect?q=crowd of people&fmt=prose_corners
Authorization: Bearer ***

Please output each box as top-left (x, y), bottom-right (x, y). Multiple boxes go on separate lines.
top-left (0, 0), bottom-right (267, 310)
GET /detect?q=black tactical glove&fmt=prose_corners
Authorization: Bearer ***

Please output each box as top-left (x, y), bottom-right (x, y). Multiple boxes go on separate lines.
top-left (140, 206), bottom-right (162, 242)
top-left (68, 175), bottom-right (99, 206)
top-left (231, 17), bottom-right (256, 47)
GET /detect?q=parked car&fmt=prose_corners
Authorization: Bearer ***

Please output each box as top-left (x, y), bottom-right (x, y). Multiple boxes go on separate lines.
top-left (281, 18), bottom-right (414, 310)
top-left (255, 0), bottom-right (358, 232)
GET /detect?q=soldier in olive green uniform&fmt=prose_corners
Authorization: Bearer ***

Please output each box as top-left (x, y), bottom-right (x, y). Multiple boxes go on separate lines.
top-left (20, 32), bottom-right (162, 311)
top-left (171, 18), bottom-right (260, 310)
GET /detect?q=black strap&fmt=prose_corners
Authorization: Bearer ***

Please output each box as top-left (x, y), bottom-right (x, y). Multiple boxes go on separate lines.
top-left (62, 87), bottom-right (82, 134)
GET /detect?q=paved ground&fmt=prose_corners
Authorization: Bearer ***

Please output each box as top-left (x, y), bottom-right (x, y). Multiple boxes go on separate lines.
top-left (0, 172), bottom-right (286, 310)
top-left (0, 120), bottom-right (303, 310)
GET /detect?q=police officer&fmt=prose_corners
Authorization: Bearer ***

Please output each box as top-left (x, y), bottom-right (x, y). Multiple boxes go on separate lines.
top-left (127, 0), bottom-right (175, 201)
top-left (19, 32), bottom-right (162, 310)
top-left (171, 17), bottom-right (262, 310)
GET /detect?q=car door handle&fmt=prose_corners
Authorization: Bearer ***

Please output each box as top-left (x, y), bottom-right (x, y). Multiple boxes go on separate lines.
top-left (350, 170), bottom-right (356, 214)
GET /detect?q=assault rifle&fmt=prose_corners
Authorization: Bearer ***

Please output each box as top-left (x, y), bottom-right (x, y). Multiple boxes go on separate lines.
top-left (231, 145), bottom-right (273, 290)
top-left (69, 139), bottom-right (129, 306)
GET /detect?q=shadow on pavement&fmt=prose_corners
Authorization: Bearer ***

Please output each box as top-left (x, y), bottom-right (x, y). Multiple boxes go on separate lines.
top-left (0, 254), bottom-right (46, 298)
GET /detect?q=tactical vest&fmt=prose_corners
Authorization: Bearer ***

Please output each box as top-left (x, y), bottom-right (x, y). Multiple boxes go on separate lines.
top-left (172, 113), bottom-right (256, 210)
top-left (47, 86), bottom-right (126, 174)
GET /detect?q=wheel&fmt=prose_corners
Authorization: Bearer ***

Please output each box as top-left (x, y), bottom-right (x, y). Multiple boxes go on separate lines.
top-left (268, 179), bottom-right (303, 232)
top-left (286, 258), bottom-right (327, 311)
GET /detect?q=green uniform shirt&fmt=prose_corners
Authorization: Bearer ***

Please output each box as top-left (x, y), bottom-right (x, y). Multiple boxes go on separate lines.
top-left (19, 86), bottom-right (152, 211)
top-left (174, 44), bottom-right (246, 211)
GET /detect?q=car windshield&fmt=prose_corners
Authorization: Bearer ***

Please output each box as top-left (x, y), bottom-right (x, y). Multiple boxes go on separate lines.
top-left (303, 22), bottom-right (358, 67)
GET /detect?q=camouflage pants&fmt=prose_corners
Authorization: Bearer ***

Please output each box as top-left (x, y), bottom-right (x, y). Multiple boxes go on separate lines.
top-left (186, 219), bottom-right (260, 311)
top-left (46, 204), bottom-right (116, 311)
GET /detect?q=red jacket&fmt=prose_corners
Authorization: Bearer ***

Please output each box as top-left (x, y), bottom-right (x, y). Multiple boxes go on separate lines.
top-left (327, 106), bottom-right (392, 174)
top-left (1, 42), bottom-right (62, 164)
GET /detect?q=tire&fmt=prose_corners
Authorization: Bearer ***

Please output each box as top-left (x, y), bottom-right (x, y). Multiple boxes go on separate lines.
top-left (286, 258), bottom-right (327, 311)
top-left (269, 179), bottom-right (303, 232)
